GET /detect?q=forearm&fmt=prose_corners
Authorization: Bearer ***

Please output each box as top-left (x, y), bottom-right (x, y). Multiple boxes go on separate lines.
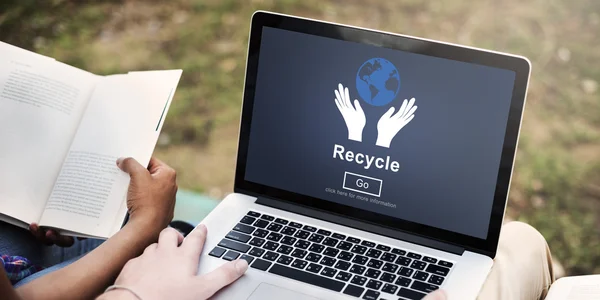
top-left (16, 217), bottom-right (162, 300)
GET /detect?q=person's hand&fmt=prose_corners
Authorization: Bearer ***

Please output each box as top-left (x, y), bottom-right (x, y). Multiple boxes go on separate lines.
top-left (117, 157), bottom-right (177, 235)
top-left (376, 97), bottom-right (417, 148)
top-left (334, 83), bottom-right (366, 142)
top-left (423, 289), bottom-right (447, 300)
top-left (100, 225), bottom-right (248, 300)
top-left (28, 223), bottom-right (75, 247)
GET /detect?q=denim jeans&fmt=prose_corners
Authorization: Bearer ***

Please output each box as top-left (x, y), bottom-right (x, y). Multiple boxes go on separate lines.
top-left (0, 221), bottom-right (103, 287)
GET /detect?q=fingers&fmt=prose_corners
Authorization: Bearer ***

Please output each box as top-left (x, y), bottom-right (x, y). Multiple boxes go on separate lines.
top-left (396, 98), bottom-right (415, 118)
top-left (158, 227), bottom-right (184, 249)
top-left (45, 230), bottom-right (75, 247)
top-left (29, 223), bottom-right (53, 246)
top-left (335, 88), bottom-right (345, 108)
top-left (181, 224), bottom-right (208, 258)
top-left (199, 259), bottom-right (248, 298)
top-left (117, 157), bottom-right (149, 183)
top-left (403, 105), bottom-right (418, 119)
top-left (353, 99), bottom-right (363, 114)
top-left (334, 97), bottom-right (344, 113)
top-left (381, 106), bottom-right (395, 120)
top-left (423, 289), bottom-right (447, 300)
top-left (147, 156), bottom-right (168, 174)
top-left (344, 87), bottom-right (352, 109)
top-left (395, 99), bottom-right (409, 118)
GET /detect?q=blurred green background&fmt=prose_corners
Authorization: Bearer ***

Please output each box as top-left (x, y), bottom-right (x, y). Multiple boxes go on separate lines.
top-left (1, 0), bottom-right (599, 276)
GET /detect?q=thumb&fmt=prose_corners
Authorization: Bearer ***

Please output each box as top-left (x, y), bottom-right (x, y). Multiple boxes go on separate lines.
top-left (117, 157), bottom-right (148, 182)
top-left (198, 259), bottom-right (248, 298)
top-left (381, 106), bottom-right (395, 119)
top-left (353, 99), bottom-right (364, 114)
top-left (423, 289), bottom-right (447, 300)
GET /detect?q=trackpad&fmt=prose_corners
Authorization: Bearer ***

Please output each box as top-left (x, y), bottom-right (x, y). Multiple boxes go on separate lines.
top-left (247, 283), bottom-right (321, 300)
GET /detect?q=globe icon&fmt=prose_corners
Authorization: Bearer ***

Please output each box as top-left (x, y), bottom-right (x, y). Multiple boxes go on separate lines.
top-left (356, 58), bottom-right (400, 106)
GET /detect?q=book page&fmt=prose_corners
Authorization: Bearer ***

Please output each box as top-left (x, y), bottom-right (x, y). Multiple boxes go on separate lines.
top-left (0, 45), bottom-right (99, 225)
top-left (39, 70), bottom-right (182, 237)
top-left (545, 275), bottom-right (600, 300)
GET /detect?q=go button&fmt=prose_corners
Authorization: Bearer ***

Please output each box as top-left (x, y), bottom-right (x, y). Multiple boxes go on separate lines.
top-left (343, 172), bottom-right (382, 197)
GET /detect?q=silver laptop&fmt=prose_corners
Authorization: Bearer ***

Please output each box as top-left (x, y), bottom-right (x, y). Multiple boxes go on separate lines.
top-left (195, 11), bottom-right (530, 300)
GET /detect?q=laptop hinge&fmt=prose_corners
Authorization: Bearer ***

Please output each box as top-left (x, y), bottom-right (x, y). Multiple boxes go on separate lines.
top-left (255, 196), bottom-right (465, 256)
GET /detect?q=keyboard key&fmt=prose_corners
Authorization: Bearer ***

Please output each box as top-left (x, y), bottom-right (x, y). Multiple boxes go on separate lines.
top-left (240, 254), bottom-right (254, 264)
top-left (366, 259), bottom-right (383, 269)
top-left (280, 236), bottom-right (297, 246)
top-left (346, 236), bottom-right (361, 244)
top-left (351, 275), bottom-right (368, 286)
top-left (395, 276), bottom-right (411, 287)
top-left (397, 287), bottom-right (427, 300)
top-left (208, 247), bottom-right (226, 258)
top-left (251, 258), bottom-right (272, 271)
top-left (429, 274), bottom-right (444, 285)
top-left (321, 256), bottom-right (336, 266)
top-left (249, 247), bottom-right (265, 257)
top-left (306, 263), bottom-right (323, 273)
top-left (426, 264), bottom-right (450, 276)
top-left (263, 241), bottom-right (278, 251)
top-left (269, 264), bottom-right (345, 292)
top-left (247, 211), bottom-right (261, 217)
top-left (222, 250), bottom-right (239, 261)
top-left (411, 260), bottom-right (427, 270)
top-left (412, 280), bottom-right (439, 293)
top-left (308, 244), bottom-right (325, 253)
top-left (233, 223), bottom-right (255, 234)
top-left (277, 255), bottom-right (293, 265)
top-left (351, 245), bottom-right (368, 255)
top-left (350, 264), bottom-right (366, 275)
top-left (248, 237), bottom-right (265, 247)
top-left (323, 247), bottom-right (340, 257)
top-left (274, 218), bottom-right (289, 225)
top-left (381, 283), bottom-right (398, 294)
top-left (260, 214), bottom-right (274, 221)
top-left (413, 271), bottom-right (429, 281)
top-left (382, 263), bottom-right (398, 273)
top-left (334, 260), bottom-right (351, 271)
top-left (266, 223), bottom-right (282, 232)
top-left (320, 267), bottom-right (337, 277)
top-left (380, 272), bottom-right (396, 283)
top-left (362, 289), bottom-right (380, 300)
top-left (295, 240), bottom-right (311, 249)
top-left (332, 233), bottom-right (346, 240)
top-left (289, 222), bottom-right (303, 228)
top-left (338, 251), bottom-right (353, 261)
top-left (291, 259), bottom-right (308, 269)
top-left (365, 249), bottom-right (382, 259)
top-left (276, 245), bottom-right (293, 255)
top-left (308, 234), bottom-right (324, 243)
top-left (291, 248), bottom-right (307, 259)
top-left (398, 267), bottom-right (414, 277)
top-left (263, 251), bottom-right (279, 261)
top-left (322, 237), bottom-right (338, 247)
top-left (438, 260), bottom-right (453, 268)
top-left (335, 271), bottom-right (352, 281)
top-left (391, 248), bottom-right (406, 255)
top-left (352, 255), bottom-right (369, 265)
top-left (364, 268), bottom-right (381, 279)
top-left (266, 232), bottom-right (283, 242)
top-left (294, 230), bottom-right (311, 239)
top-left (305, 253), bottom-right (322, 262)
top-left (225, 231), bottom-right (251, 243)
top-left (375, 244), bottom-right (391, 252)
top-left (337, 241), bottom-right (353, 251)
top-left (281, 226), bottom-right (297, 235)
top-left (252, 229), bottom-right (268, 238)
top-left (303, 225), bottom-right (317, 232)
top-left (343, 284), bottom-right (365, 297)
top-left (254, 219), bottom-right (269, 228)
top-left (366, 279), bottom-right (382, 290)
top-left (407, 252), bottom-right (422, 260)
top-left (423, 256), bottom-right (437, 264)
top-left (317, 229), bottom-right (332, 236)
top-left (396, 256), bottom-right (412, 266)
top-left (218, 239), bottom-right (250, 253)
top-left (240, 215), bottom-right (256, 225)
top-left (380, 252), bottom-right (396, 263)
top-left (361, 240), bottom-right (376, 248)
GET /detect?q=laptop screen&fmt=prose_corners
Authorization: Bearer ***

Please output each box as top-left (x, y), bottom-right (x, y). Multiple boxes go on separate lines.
top-left (244, 26), bottom-right (516, 239)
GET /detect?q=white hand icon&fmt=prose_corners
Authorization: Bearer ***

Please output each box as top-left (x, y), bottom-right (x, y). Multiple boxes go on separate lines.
top-left (376, 97), bottom-right (417, 148)
top-left (334, 83), bottom-right (366, 142)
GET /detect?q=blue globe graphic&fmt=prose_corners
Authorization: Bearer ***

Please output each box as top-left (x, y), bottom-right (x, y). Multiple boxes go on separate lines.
top-left (356, 58), bottom-right (400, 106)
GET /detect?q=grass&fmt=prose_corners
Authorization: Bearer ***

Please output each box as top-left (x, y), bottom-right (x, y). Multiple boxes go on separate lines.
top-left (1, 0), bottom-right (599, 275)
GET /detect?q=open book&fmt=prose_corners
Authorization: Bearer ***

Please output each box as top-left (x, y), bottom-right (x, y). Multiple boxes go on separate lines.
top-left (545, 275), bottom-right (600, 300)
top-left (0, 42), bottom-right (182, 239)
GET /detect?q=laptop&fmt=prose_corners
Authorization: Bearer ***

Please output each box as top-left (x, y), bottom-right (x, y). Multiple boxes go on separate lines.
top-left (195, 11), bottom-right (530, 300)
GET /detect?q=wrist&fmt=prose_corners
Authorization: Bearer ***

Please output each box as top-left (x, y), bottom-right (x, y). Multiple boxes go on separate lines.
top-left (376, 137), bottom-right (391, 148)
top-left (98, 290), bottom-right (138, 300)
top-left (348, 130), bottom-right (363, 142)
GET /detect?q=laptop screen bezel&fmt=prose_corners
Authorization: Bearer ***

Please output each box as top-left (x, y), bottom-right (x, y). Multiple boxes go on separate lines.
top-left (234, 11), bottom-right (530, 257)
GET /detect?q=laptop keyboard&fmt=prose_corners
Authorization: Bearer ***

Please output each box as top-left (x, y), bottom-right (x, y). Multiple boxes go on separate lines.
top-left (208, 211), bottom-right (455, 300)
